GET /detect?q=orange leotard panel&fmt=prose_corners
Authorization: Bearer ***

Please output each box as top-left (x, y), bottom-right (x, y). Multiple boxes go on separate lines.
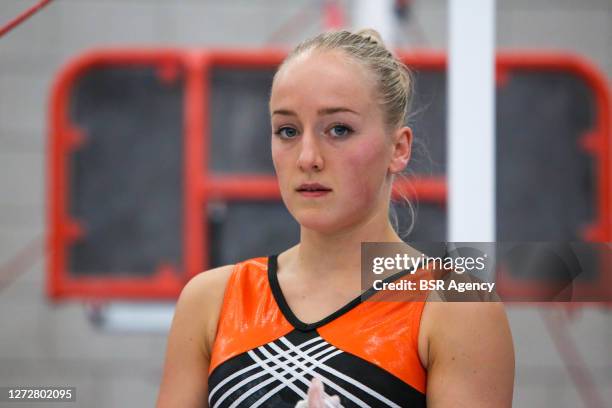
top-left (208, 257), bottom-right (294, 375)
top-left (317, 299), bottom-right (427, 394)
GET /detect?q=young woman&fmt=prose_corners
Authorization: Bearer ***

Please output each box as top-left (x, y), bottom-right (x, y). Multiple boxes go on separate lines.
top-left (157, 29), bottom-right (515, 408)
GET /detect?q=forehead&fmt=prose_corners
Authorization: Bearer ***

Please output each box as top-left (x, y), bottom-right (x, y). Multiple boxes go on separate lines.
top-left (270, 49), bottom-right (377, 111)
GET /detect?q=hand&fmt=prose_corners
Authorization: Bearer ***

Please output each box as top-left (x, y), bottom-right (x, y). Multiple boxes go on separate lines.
top-left (294, 377), bottom-right (343, 408)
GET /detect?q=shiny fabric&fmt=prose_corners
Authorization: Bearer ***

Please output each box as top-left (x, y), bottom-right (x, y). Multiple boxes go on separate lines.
top-left (207, 256), bottom-right (428, 407)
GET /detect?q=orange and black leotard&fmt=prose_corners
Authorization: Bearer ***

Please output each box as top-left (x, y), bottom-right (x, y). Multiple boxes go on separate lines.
top-left (207, 255), bottom-right (428, 408)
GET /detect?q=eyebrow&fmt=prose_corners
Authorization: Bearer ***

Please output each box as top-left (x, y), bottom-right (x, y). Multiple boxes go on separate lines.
top-left (271, 107), bottom-right (360, 117)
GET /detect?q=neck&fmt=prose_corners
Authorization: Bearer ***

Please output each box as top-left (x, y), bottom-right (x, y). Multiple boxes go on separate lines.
top-left (287, 209), bottom-right (404, 282)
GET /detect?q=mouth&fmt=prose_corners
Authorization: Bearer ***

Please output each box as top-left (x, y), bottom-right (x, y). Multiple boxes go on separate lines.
top-left (296, 189), bottom-right (331, 197)
top-left (296, 183), bottom-right (332, 197)
top-left (298, 190), bottom-right (331, 198)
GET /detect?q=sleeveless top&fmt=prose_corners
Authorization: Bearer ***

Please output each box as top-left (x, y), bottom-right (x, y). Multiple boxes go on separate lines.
top-left (207, 255), bottom-right (429, 408)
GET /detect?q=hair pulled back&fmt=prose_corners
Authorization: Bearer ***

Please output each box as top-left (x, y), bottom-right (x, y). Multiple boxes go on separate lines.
top-left (277, 28), bottom-right (413, 130)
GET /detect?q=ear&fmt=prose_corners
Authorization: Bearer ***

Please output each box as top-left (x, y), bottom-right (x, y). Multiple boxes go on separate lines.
top-left (388, 126), bottom-right (413, 174)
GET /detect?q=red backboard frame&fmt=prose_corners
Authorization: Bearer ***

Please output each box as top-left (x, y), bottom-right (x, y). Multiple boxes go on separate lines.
top-left (47, 49), bottom-right (611, 301)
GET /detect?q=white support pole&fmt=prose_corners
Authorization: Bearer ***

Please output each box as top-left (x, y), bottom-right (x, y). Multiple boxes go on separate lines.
top-left (352, 0), bottom-right (396, 46)
top-left (447, 0), bottom-right (496, 243)
top-left (86, 302), bottom-right (175, 333)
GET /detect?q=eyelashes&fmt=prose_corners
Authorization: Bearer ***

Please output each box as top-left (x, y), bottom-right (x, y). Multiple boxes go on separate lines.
top-left (274, 127), bottom-right (298, 139)
top-left (273, 124), bottom-right (354, 140)
top-left (329, 124), bottom-right (353, 138)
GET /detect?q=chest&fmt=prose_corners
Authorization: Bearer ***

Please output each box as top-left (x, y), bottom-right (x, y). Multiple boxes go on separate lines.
top-left (277, 275), bottom-right (362, 324)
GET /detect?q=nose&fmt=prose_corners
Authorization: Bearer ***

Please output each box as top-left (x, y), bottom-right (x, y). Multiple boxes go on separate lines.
top-left (296, 130), bottom-right (324, 172)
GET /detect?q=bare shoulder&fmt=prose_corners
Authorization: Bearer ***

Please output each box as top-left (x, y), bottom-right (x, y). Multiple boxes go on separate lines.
top-left (422, 301), bottom-right (513, 351)
top-left (156, 264), bottom-right (235, 408)
top-left (181, 264), bottom-right (235, 304)
top-left (419, 300), bottom-right (515, 407)
top-left (179, 264), bottom-right (236, 357)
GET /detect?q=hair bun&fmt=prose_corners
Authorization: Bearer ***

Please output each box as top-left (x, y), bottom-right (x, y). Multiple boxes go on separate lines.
top-left (354, 28), bottom-right (385, 47)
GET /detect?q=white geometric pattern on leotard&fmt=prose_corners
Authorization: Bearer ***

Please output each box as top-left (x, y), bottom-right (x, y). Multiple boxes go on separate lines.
top-left (209, 335), bottom-right (401, 408)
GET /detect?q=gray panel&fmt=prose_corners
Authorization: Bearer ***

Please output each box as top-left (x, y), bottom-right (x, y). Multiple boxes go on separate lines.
top-left (207, 201), bottom-right (300, 266)
top-left (496, 72), bottom-right (596, 241)
top-left (68, 66), bottom-right (184, 277)
top-left (407, 70), bottom-right (447, 176)
top-left (209, 67), bottom-right (276, 174)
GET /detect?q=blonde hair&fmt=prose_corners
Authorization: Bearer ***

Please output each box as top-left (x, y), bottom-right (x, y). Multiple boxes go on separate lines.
top-left (277, 28), bottom-right (414, 130)
top-left (274, 28), bottom-right (417, 238)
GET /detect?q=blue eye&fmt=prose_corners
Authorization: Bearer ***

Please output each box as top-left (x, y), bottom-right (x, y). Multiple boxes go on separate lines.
top-left (329, 124), bottom-right (353, 138)
top-left (275, 127), bottom-right (298, 139)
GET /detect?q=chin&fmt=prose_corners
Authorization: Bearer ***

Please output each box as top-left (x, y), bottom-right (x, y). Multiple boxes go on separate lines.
top-left (294, 209), bottom-right (358, 234)
top-left (293, 211), bottom-right (338, 233)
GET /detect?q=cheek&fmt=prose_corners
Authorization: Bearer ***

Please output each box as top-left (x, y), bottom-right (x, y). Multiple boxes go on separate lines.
top-left (341, 140), bottom-right (389, 197)
top-left (271, 142), bottom-right (295, 196)
top-left (271, 141), bottom-right (288, 174)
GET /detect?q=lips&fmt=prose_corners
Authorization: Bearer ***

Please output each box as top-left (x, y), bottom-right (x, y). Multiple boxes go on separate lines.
top-left (296, 182), bottom-right (332, 192)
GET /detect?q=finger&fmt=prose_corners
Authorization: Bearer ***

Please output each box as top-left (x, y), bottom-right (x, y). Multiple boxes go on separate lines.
top-left (329, 395), bottom-right (342, 408)
top-left (322, 395), bottom-right (341, 408)
top-left (307, 377), bottom-right (324, 408)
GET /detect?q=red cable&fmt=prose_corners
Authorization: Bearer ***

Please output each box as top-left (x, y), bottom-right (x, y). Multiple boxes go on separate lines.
top-left (0, 0), bottom-right (54, 38)
top-left (0, 236), bottom-right (43, 292)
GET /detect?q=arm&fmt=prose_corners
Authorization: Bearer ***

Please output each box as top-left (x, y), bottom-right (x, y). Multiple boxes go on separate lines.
top-left (156, 265), bottom-right (234, 408)
top-left (423, 301), bottom-right (515, 408)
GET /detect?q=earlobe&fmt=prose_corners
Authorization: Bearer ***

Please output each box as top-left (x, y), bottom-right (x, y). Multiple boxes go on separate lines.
top-left (389, 159), bottom-right (409, 175)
